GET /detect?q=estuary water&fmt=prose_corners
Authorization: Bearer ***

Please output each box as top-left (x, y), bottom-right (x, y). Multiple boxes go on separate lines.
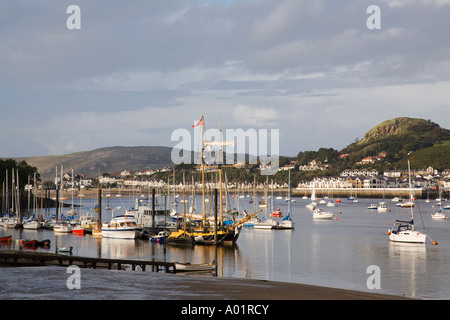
top-left (1, 195), bottom-right (450, 300)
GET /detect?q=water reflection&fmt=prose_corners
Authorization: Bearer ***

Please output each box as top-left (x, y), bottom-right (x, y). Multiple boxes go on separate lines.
top-left (388, 242), bottom-right (427, 298)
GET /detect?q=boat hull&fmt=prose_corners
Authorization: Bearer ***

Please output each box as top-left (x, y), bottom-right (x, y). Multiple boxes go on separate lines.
top-left (23, 221), bottom-right (42, 230)
top-left (72, 227), bottom-right (85, 235)
top-left (53, 225), bottom-right (73, 233)
top-left (253, 223), bottom-right (274, 229)
top-left (175, 262), bottom-right (216, 272)
top-left (0, 235), bottom-right (13, 242)
top-left (313, 215), bottom-right (334, 220)
top-left (389, 232), bottom-right (426, 243)
top-left (101, 229), bottom-right (138, 239)
top-left (313, 209), bottom-right (334, 220)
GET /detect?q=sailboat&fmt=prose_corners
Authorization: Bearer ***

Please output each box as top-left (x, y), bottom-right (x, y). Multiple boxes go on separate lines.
top-left (277, 169), bottom-right (295, 229)
top-left (431, 203), bottom-right (446, 219)
top-left (167, 115), bottom-right (259, 244)
top-left (254, 178), bottom-right (278, 229)
top-left (67, 169), bottom-right (77, 216)
top-left (388, 159), bottom-right (433, 244)
top-left (306, 182), bottom-right (317, 210)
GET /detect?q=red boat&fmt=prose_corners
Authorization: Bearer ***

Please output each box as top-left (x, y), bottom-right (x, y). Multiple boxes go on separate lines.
top-left (20, 239), bottom-right (38, 248)
top-left (272, 208), bottom-right (283, 217)
top-left (0, 235), bottom-right (12, 242)
top-left (20, 239), bottom-right (51, 248)
top-left (72, 226), bottom-right (85, 235)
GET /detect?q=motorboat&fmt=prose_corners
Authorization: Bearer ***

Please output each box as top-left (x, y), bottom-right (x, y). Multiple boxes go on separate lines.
top-left (72, 226), bottom-right (85, 235)
top-left (377, 202), bottom-right (389, 212)
top-left (400, 201), bottom-right (415, 208)
top-left (101, 214), bottom-right (139, 239)
top-left (312, 208), bottom-right (334, 220)
top-left (150, 231), bottom-right (171, 243)
top-left (327, 201), bottom-right (337, 207)
top-left (367, 204), bottom-right (378, 210)
top-left (54, 223), bottom-right (73, 233)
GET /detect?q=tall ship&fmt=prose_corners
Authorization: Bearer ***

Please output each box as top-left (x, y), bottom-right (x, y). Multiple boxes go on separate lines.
top-left (167, 115), bottom-right (259, 245)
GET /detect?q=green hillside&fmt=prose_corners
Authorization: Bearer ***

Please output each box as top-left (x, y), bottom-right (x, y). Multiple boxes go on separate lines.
top-left (341, 117), bottom-right (450, 169)
top-left (409, 140), bottom-right (450, 170)
top-left (16, 146), bottom-right (176, 179)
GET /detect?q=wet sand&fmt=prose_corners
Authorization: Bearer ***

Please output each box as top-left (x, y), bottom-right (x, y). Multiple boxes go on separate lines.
top-left (0, 264), bottom-right (412, 300)
top-left (167, 274), bottom-right (412, 300)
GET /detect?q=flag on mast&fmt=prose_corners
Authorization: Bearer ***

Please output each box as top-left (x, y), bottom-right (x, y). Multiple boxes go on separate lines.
top-left (192, 117), bottom-right (204, 128)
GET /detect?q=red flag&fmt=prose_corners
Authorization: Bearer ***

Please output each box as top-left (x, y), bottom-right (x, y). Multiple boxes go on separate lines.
top-left (192, 117), bottom-right (204, 128)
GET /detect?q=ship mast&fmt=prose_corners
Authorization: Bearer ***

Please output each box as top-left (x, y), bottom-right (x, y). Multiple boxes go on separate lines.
top-left (201, 113), bottom-right (206, 227)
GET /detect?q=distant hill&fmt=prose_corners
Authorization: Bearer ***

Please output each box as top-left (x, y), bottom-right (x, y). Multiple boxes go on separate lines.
top-left (341, 117), bottom-right (450, 169)
top-left (16, 146), bottom-right (176, 179)
top-left (15, 117), bottom-right (450, 181)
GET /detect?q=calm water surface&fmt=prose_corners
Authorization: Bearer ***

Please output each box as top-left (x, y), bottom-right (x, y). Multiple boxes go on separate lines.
top-left (1, 195), bottom-right (450, 299)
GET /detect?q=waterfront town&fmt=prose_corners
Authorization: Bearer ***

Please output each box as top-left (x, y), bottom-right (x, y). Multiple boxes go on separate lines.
top-left (54, 161), bottom-right (450, 198)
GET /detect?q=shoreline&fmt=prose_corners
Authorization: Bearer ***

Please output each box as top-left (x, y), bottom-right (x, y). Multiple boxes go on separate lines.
top-left (163, 273), bottom-right (413, 300)
top-left (43, 186), bottom-right (432, 200)
top-left (0, 263), bottom-right (412, 300)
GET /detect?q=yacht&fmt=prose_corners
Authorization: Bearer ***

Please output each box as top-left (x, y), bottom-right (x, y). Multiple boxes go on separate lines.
top-left (388, 159), bottom-right (429, 244)
top-left (101, 214), bottom-right (139, 239)
top-left (377, 202), bottom-right (389, 212)
top-left (312, 208), bottom-right (334, 220)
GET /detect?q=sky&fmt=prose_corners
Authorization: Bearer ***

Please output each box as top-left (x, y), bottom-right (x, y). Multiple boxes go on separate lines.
top-left (1, 0), bottom-right (450, 158)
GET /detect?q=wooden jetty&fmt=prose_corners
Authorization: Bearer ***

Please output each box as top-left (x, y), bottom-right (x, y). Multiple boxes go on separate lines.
top-left (0, 251), bottom-right (176, 273)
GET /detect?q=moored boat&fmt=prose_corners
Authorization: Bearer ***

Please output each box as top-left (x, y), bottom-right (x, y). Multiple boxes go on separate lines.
top-left (72, 226), bottom-right (85, 235)
top-left (54, 223), bottom-right (73, 233)
top-left (313, 208), bottom-right (334, 220)
top-left (150, 231), bottom-right (171, 243)
top-left (271, 208), bottom-right (283, 217)
top-left (174, 261), bottom-right (216, 272)
top-left (0, 235), bottom-right (13, 242)
top-left (387, 159), bottom-right (434, 245)
top-left (23, 220), bottom-right (42, 230)
top-left (101, 214), bottom-right (138, 239)
top-left (57, 246), bottom-right (73, 253)
top-left (377, 202), bottom-right (389, 212)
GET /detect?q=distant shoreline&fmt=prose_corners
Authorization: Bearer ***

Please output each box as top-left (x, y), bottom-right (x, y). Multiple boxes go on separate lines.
top-left (40, 186), bottom-right (434, 200)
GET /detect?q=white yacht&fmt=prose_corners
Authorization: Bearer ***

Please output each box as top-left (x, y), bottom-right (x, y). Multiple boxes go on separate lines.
top-left (377, 202), bottom-right (389, 212)
top-left (312, 208), bottom-right (334, 220)
top-left (388, 159), bottom-right (428, 244)
top-left (101, 214), bottom-right (139, 239)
